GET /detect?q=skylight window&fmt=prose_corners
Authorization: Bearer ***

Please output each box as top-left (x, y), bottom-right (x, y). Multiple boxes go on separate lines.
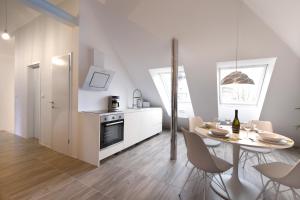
top-left (219, 65), bottom-right (267, 105)
top-left (217, 58), bottom-right (276, 122)
top-left (149, 66), bottom-right (194, 118)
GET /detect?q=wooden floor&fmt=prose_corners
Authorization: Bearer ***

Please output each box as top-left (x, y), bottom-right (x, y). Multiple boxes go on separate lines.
top-left (0, 131), bottom-right (300, 200)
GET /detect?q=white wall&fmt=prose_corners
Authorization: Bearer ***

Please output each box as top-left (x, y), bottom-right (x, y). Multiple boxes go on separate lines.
top-left (0, 39), bottom-right (15, 133)
top-left (91, 0), bottom-right (300, 145)
top-left (78, 0), bottom-right (135, 112)
top-left (14, 0), bottom-right (79, 157)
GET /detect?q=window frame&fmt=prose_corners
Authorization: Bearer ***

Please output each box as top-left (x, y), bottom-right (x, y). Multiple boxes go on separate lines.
top-left (216, 57), bottom-right (276, 122)
top-left (217, 64), bottom-right (268, 106)
top-left (149, 66), bottom-right (194, 118)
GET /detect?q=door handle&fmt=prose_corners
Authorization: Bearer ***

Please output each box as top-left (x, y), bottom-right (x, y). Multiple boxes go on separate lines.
top-left (49, 101), bottom-right (55, 109)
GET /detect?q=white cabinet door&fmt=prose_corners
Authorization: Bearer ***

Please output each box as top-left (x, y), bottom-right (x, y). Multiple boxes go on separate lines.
top-left (124, 109), bottom-right (162, 147)
top-left (124, 112), bottom-right (142, 147)
top-left (141, 110), bottom-right (154, 139)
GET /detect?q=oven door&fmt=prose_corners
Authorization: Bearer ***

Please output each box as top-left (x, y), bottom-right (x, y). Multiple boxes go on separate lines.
top-left (100, 119), bottom-right (124, 149)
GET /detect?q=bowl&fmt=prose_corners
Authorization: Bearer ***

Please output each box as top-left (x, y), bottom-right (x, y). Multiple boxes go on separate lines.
top-left (210, 128), bottom-right (229, 137)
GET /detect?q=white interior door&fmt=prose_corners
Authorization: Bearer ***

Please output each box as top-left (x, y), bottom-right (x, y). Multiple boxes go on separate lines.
top-left (51, 54), bottom-right (71, 155)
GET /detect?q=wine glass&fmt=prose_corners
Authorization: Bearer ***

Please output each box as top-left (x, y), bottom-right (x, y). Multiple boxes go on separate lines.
top-left (225, 118), bottom-right (231, 125)
top-left (213, 117), bottom-right (221, 128)
top-left (244, 122), bottom-right (252, 139)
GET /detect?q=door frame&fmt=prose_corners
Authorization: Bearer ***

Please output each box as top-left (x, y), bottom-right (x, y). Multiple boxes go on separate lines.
top-left (27, 62), bottom-right (41, 139)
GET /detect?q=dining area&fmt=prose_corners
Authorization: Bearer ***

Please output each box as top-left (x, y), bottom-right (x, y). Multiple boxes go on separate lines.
top-left (179, 114), bottom-right (298, 200)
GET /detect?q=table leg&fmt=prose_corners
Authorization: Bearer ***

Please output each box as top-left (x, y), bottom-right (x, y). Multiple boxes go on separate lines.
top-left (211, 144), bottom-right (260, 199)
top-left (232, 144), bottom-right (240, 182)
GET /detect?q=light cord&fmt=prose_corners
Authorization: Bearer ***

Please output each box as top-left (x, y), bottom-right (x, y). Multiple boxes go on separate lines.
top-left (4, 0), bottom-right (8, 30)
top-left (235, 0), bottom-right (241, 72)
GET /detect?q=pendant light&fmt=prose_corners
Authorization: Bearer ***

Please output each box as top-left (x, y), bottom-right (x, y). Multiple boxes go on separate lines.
top-left (221, 0), bottom-right (254, 85)
top-left (1, 0), bottom-right (10, 40)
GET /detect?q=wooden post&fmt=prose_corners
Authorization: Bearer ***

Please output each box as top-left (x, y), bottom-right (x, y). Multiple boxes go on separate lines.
top-left (170, 38), bottom-right (178, 160)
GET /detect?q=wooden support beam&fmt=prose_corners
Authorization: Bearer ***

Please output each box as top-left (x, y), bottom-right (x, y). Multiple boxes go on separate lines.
top-left (170, 38), bottom-right (178, 160)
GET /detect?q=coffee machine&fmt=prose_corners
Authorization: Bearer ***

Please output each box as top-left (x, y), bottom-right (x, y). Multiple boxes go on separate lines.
top-left (108, 96), bottom-right (120, 112)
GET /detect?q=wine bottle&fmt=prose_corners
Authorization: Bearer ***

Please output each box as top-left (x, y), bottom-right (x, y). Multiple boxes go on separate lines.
top-left (232, 109), bottom-right (240, 134)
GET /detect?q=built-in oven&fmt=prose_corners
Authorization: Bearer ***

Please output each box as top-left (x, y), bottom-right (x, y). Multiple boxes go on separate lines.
top-left (100, 113), bottom-right (124, 149)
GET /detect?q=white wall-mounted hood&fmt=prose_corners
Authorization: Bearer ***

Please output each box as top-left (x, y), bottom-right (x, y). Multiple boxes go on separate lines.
top-left (82, 65), bottom-right (115, 91)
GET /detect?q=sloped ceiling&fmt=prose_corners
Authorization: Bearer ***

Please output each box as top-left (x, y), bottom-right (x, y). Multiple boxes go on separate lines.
top-left (92, 0), bottom-right (300, 144)
top-left (243, 0), bottom-right (300, 58)
top-left (0, 0), bottom-right (67, 35)
top-left (0, 0), bottom-right (39, 34)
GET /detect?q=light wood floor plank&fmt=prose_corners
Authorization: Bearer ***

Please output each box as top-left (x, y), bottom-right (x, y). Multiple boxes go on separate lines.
top-left (0, 130), bottom-right (299, 200)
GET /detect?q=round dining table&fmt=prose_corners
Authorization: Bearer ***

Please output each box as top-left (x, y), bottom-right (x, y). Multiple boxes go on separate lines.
top-left (194, 125), bottom-right (294, 200)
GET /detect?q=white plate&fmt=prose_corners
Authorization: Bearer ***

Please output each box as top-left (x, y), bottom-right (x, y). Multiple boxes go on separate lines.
top-left (210, 128), bottom-right (229, 136)
top-left (258, 131), bottom-right (283, 142)
top-left (257, 136), bottom-right (287, 145)
top-left (208, 131), bottom-right (229, 138)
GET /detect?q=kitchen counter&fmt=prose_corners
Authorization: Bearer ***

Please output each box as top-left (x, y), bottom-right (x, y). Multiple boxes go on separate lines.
top-left (78, 107), bottom-right (163, 166)
top-left (80, 107), bottom-right (161, 115)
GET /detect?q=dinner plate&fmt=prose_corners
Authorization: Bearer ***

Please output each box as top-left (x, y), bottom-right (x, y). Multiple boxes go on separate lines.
top-left (208, 131), bottom-right (229, 138)
top-left (210, 128), bottom-right (229, 136)
top-left (257, 136), bottom-right (288, 145)
top-left (258, 131), bottom-right (284, 142)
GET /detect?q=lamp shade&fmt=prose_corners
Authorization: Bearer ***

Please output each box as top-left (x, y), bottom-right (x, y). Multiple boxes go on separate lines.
top-left (221, 71), bottom-right (254, 85)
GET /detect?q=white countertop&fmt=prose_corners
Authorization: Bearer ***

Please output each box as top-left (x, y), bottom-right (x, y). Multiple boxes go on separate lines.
top-left (123, 107), bottom-right (161, 113)
top-left (80, 107), bottom-right (162, 115)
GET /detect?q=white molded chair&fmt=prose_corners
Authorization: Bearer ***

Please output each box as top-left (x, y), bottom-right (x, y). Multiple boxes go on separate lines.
top-left (240, 120), bottom-right (274, 169)
top-left (180, 128), bottom-right (232, 200)
top-left (189, 116), bottom-right (221, 156)
top-left (254, 160), bottom-right (300, 200)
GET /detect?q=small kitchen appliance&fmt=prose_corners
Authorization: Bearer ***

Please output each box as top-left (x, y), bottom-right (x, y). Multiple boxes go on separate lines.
top-left (109, 96), bottom-right (120, 112)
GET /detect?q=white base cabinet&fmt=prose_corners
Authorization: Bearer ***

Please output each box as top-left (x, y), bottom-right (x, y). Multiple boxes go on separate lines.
top-left (124, 108), bottom-right (162, 148)
top-left (78, 108), bottom-right (162, 166)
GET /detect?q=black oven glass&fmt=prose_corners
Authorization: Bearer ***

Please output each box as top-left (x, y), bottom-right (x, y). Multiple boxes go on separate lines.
top-left (100, 119), bottom-right (124, 149)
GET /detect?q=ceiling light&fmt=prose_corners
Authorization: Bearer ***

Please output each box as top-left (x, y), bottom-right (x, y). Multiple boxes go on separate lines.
top-left (1, 30), bottom-right (10, 40)
top-left (221, 0), bottom-right (254, 85)
top-left (221, 71), bottom-right (254, 85)
top-left (2, 0), bottom-right (11, 41)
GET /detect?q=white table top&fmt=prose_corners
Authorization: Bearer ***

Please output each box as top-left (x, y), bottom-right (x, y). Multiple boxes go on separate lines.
top-left (194, 126), bottom-right (294, 149)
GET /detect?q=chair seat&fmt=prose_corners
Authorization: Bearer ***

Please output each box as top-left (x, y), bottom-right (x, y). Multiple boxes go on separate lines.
top-left (241, 146), bottom-right (272, 154)
top-left (203, 138), bottom-right (221, 147)
top-left (212, 155), bottom-right (232, 172)
top-left (254, 162), bottom-right (293, 180)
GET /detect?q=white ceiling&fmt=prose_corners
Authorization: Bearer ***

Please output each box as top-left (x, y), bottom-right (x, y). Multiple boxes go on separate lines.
top-left (2, 0), bottom-right (299, 58)
top-left (243, 0), bottom-right (300, 58)
top-left (0, 0), bottom-right (67, 35)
